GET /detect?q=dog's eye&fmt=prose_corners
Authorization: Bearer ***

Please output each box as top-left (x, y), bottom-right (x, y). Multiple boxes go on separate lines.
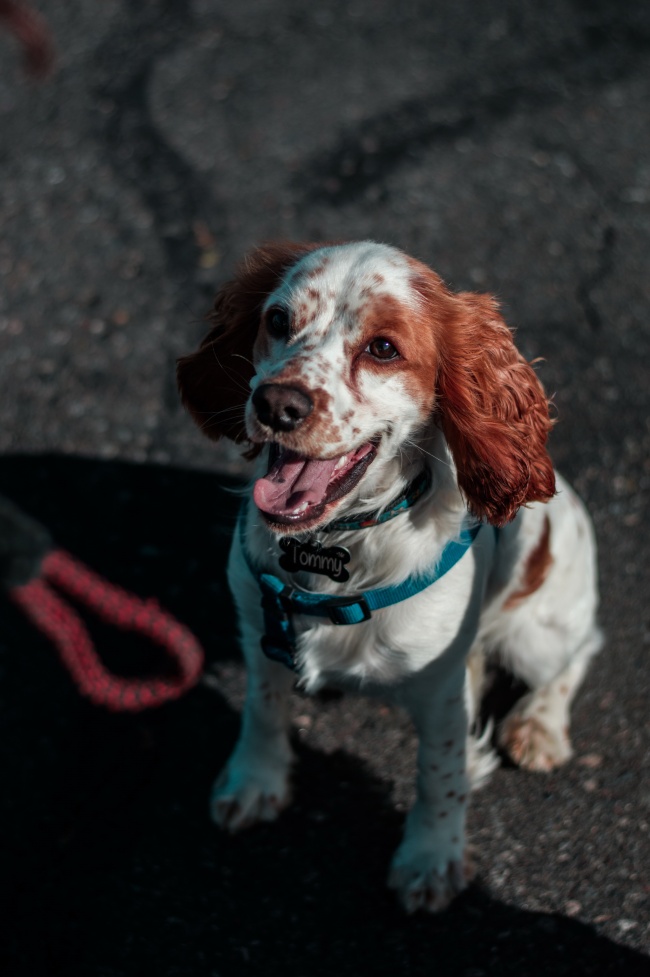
top-left (267, 307), bottom-right (290, 338)
top-left (367, 338), bottom-right (399, 360)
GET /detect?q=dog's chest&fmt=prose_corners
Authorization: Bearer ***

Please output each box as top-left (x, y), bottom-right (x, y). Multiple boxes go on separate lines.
top-left (262, 529), bottom-right (485, 690)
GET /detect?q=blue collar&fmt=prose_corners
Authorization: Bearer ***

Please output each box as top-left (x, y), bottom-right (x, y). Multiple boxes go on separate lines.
top-left (323, 468), bottom-right (431, 532)
top-left (239, 504), bottom-right (484, 671)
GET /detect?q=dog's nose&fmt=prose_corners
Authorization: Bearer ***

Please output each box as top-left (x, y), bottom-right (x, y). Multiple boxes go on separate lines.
top-left (252, 383), bottom-right (313, 432)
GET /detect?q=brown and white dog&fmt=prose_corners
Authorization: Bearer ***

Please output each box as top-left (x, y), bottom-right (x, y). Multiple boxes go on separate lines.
top-left (177, 241), bottom-right (601, 912)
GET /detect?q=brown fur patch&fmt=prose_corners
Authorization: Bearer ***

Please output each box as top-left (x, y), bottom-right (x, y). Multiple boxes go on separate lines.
top-left (292, 301), bottom-right (311, 333)
top-left (504, 515), bottom-right (553, 609)
top-left (304, 257), bottom-right (331, 281)
top-left (177, 242), bottom-right (327, 443)
top-left (407, 257), bottom-right (556, 526)
top-left (345, 290), bottom-right (439, 411)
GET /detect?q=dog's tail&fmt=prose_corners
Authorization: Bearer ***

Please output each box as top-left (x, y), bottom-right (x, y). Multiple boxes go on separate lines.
top-left (467, 721), bottom-right (499, 790)
top-left (465, 645), bottom-right (499, 789)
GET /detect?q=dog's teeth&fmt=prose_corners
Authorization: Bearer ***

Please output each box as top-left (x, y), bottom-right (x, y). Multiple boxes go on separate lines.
top-left (334, 455), bottom-right (348, 471)
top-left (293, 502), bottom-right (309, 515)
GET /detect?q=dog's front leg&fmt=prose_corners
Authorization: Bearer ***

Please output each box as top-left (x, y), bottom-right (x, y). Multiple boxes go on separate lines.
top-left (388, 664), bottom-right (471, 913)
top-left (211, 576), bottom-right (296, 832)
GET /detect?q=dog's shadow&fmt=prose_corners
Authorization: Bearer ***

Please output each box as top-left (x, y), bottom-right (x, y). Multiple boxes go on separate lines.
top-left (0, 454), bottom-right (645, 977)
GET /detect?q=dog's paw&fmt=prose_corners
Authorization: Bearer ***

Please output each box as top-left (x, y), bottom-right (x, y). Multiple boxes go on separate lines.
top-left (388, 847), bottom-right (472, 913)
top-left (210, 758), bottom-right (292, 832)
top-left (499, 711), bottom-right (572, 772)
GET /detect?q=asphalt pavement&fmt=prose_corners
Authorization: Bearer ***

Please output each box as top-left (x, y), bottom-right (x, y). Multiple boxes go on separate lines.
top-left (0, 2), bottom-right (649, 974)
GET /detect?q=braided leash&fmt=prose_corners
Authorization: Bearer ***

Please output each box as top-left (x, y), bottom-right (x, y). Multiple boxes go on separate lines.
top-left (8, 547), bottom-right (204, 713)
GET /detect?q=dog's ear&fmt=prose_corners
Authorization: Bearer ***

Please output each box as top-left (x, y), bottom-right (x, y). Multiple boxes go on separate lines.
top-left (177, 242), bottom-right (319, 443)
top-left (435, 291), bottom-right (556, 527)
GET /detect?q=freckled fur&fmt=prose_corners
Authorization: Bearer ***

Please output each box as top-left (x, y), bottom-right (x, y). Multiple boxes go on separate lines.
top-left (504, 514), bottom-right (553, 609)
top-left (177, 240), bottom-right (602, 915)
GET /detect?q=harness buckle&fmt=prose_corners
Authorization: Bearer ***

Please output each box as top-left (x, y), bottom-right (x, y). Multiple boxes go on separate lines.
top-left (260, 584), bottom-right (296, 615)
top-left (324, 594), bottom-right (372, 626)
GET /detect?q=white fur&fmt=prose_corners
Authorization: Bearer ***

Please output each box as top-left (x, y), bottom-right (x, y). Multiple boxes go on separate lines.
top-left (204, 242), bottom-right (602, 913)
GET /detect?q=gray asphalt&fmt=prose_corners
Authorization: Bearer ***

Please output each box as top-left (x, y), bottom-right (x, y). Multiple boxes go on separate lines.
top-left (0, 1), bottom-right (649, 974)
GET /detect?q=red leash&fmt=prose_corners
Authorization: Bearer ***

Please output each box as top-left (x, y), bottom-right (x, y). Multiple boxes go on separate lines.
top-left (10, 549), bottom-right (204, 712)
top-left (0, 0), bottom-right (55, 77)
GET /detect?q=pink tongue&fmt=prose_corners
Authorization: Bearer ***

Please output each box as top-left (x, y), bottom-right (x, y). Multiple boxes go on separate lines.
top-left (253, 450), bottom-right (340, 515)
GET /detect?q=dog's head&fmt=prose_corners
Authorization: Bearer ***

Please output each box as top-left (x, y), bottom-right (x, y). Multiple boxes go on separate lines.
top-left (178, 241), bottom-right (555, 532)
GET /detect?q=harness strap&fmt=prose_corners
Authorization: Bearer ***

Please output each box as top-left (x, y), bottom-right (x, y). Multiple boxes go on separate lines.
top-left (240, 506), bottom-right (483, 670)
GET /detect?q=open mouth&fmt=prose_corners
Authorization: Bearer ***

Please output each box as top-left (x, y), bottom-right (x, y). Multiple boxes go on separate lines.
top-left (253, 441), bottom-right (378, 530)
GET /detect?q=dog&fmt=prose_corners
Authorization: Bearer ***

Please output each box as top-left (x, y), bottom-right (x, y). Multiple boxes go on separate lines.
top-left (177, 240), bottom-right (602, 913)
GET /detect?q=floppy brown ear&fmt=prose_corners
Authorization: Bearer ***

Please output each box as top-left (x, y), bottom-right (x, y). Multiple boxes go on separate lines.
top-left (177, 242), bottom-right (320, 443)
top-left (436, 292), bottom-right (556, 527)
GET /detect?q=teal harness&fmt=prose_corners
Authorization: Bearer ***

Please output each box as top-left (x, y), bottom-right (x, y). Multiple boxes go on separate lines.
top-left (239, 477), bottom-right (484, 670)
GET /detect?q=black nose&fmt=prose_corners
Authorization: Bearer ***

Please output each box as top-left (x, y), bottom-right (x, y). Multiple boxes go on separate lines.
top-left (252, 383), bottom-right (313, 432)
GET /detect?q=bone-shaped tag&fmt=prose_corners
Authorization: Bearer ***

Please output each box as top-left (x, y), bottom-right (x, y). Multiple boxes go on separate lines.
top-left (279, 537), bottom-right (350, 582)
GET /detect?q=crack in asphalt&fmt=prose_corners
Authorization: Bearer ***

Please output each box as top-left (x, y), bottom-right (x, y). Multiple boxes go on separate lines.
top-left (89, 0), bottom-right (230, 449)
top-left (90, 0), bottom-right (225, 308)
top-left (299, 14), bottom-right (650, 204)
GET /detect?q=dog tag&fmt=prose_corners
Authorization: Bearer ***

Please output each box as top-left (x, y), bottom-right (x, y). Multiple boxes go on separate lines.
top-left (279, 537), bottom-right (350, 583)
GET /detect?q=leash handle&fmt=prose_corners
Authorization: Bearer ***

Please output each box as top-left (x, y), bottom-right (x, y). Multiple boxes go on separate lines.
top-left (10, 549), bottom-right (204, 712)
